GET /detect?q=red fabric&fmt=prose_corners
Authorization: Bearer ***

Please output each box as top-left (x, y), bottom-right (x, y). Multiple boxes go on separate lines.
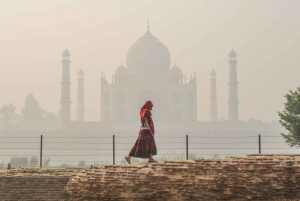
top-left (129, 129), bottom-right (157, 158)
top-left (140, 100), bottom-right (153, 121)
top-left (140, 101), bottom-right (155, 134)
top-left (145, 111), bottom-right (155, 134)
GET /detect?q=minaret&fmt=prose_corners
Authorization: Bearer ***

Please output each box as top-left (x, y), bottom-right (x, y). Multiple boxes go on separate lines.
top-left (210, 70), bottom-right (218, 121)
top-left (228, 47), bottom-right (239, 122)
top-left (60, 48), bottom-right (71, 122)
top-left (76, 68), bottom-right (85, 121)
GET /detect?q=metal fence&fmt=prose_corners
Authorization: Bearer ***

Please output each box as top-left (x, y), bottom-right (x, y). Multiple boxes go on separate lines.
top-left (0, 134), bottom-right (298, 169)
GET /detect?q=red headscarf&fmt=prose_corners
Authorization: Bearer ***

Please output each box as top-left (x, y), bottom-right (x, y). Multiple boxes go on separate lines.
top-left (140, 100), bottom-right (153, 121)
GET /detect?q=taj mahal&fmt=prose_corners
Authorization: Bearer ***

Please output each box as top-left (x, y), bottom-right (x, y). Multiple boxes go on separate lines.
top-left (100, 24), bottom-right (197, 123)
top-left (13, 22), bottom-right (281, 134)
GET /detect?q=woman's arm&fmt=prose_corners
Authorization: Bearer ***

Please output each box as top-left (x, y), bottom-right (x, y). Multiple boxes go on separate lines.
top-left (144, 117), bottom-right (153, 134)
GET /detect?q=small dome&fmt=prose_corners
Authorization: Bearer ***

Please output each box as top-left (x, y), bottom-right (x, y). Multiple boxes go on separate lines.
top-left (169, 65), bottom-right (183, 77)
top-left (78, 69), bottom-right (84, 75)
top-left (228, 48), bottom-right (237, 57)
top-left (115, 65), bottom-right (128, 76)
top-left (188, 78), bottom-right (195, 85)
top-left (210, 70), bottom-right (216, 76)
top-left (62, 48), bottom-right (70, 56)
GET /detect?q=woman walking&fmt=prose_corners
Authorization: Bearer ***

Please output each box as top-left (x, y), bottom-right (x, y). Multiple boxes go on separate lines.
top-left (125, 100), bottom-right (157, 164)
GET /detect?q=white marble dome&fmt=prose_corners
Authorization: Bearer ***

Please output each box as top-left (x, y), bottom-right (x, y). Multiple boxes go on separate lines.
top-left (78, 69), bottom-right (84, 75)
top-left (228, 48), bottom-right (237, 57)
top-left (126, 31), bottom-right (171, 72)
top-left (169, 65), bottom-right (183, 77)
top-left (62, 48), bottom-right (70, 56)
top-left (115, 65), bottom-right (128, 76)
top-left (210, 69), bottom-right (216, 76)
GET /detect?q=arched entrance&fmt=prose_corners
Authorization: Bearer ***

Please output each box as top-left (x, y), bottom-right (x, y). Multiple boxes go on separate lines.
top-left (172, 109), bottom-right (182, 121)
top-left (138, 90), bottom-right (160, 120)
top-left (103, 109), bottom-right (110, 122)
top-left (115, 109), bottom-right (126, 121)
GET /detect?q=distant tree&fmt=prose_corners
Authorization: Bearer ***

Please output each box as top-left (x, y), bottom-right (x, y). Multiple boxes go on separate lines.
top-left (212, 153), bottom-right (220, 159)
top-left (43, 111), bottom-right (59, 122)
top-left (278, 87), bottom-right (300, 147)
top-left (43, 158), bottom-right (50, 167)
top-left (20, 94), bottom-right (59, 124)
top-left (40, 108), bottom-right (47, 118)
top-left (218, 116), bottom-right (226, 122)
top-left (78, 160), bottom-right (86, 168)
top-left (0, 104), bottom-right (16, 124)
top-left (10, 157), bottom-right (28, 168)
top-left (13, 113), bottom-right (23, 124)
top-left (21, 94), bottom-right (43, 121)
top-left (29, 156), bottom-right (38, 167)
top-left (60, 164), bottom-right (68, 168)
top-left (247, 118), bottom-right (256, 123)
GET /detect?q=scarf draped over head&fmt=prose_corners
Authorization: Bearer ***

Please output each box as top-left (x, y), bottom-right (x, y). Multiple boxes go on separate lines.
top-left (140, 100), bottom-right (153, 121)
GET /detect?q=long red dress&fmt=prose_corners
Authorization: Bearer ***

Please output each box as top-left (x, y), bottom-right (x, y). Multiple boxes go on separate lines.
top-left (129, 110), bottom-right (157, 158)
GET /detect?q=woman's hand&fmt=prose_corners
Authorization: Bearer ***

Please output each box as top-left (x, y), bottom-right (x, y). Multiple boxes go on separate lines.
top-left (145, 118), bottom-right (151, 130)
top-left (144, 115), bottom-right (154, 136)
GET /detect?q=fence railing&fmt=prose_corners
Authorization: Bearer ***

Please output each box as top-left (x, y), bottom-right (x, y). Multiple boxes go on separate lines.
top-left (0, 134), bottom-right (297, 169)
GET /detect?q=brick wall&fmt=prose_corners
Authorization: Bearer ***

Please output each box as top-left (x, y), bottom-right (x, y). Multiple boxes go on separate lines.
top-left (1, 155), bottom-right (300, 201)
top-left (66, 154), bottom-right (300, 201)
top-left (0, 168), bottom-right (79, 201)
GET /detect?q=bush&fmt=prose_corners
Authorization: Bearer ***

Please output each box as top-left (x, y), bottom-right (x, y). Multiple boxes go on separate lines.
top-left (78, 160), bottom-right (86, 168)
top-left (10, 157), bottom-right (28, 168)
top-left (278, 87), bottom-right (300, 147)
top-left (0, 160), bottom-right (4, 169)
top-left (43, 158), bottom-right (50, 167)
top-left (29, 156), bottom-right (38, 167)
top-left (212, 154), bottom-right (220, 159)
top-left (60, 163), bottom-right (69, 168)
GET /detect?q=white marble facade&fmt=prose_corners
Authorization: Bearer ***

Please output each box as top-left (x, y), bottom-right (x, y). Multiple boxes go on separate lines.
top-left (101, 28), bottom-right (197, 122)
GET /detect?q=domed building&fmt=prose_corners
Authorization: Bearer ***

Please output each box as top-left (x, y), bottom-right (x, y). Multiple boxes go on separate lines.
top-left (114, 63), bottom-right (129, 84)
top-left (101, 25), bottom-right (197, 122)
top-left (0, 23), bottom-right (284, 168)
top-left (58, 25), bottom-right (251, 134)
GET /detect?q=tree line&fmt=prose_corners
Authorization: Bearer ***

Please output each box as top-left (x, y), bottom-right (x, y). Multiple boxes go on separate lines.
top-left (0, 94), bottom-right (59, 127)
top-left (1, 88), bottom-right (300, 148)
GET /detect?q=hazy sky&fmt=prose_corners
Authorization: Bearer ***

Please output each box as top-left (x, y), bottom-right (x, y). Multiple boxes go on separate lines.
top-left (0, 0), bottom-right (300, 122)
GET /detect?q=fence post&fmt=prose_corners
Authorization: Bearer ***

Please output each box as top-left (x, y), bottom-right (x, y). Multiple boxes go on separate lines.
top-left (258, 134), bottom-right (261, 154)
top-left (113, 135), bottom-right (115, 165)
top-left (186, 135), bottom-right (188, 160)
top-left (40, 135), bottom-right (43, 168)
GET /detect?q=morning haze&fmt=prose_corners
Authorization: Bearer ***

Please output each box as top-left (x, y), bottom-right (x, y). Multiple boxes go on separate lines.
top-left (0, 0), bottom-right (299, 122)
top-left (1, 0), bottom-right (300, 171)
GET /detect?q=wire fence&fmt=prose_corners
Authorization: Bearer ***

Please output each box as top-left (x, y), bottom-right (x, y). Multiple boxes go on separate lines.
top-left (0, 134), bottom-right (298, 169)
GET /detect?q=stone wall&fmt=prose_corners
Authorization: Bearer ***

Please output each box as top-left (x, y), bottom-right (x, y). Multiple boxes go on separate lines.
top-left (66, 154), bottom-right (300, 201)
top-left (1, 155), bottom-right (300, 200)
top-left (0, 168), bottom-right (79, 201)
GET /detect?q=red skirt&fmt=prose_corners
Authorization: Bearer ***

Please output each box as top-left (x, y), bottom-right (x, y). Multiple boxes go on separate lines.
top-left (129, 129), bottom-right (157, 158)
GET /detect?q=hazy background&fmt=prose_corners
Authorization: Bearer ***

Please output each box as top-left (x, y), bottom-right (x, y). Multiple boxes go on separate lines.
top-left (0, 0), bottom-right (299, 122)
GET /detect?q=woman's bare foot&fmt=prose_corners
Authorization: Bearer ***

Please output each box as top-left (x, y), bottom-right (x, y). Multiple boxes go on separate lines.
top-left (148, 158), bottom-right (157, 162)
top-left (125, 156), bottom-right (131, 164)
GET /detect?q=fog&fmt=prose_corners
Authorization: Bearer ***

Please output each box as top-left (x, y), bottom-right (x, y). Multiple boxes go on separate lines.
top-left (0, 0), bottom-right (300, 122)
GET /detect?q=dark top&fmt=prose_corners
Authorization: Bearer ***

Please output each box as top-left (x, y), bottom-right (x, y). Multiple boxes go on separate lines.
top-left (140, 110), bottom-right (155, 134)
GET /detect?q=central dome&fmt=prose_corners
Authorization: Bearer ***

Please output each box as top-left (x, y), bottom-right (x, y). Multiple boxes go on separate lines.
top-left (126, 31), bottom-right (171, 71)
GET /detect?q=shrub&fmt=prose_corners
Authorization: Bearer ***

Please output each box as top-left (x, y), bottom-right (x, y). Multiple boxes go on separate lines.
top-left (29, 156), bottom-right (38, 167)
top-left (43, 158), bottom-right (50, 167)
top-left (78, 160), bottom-right (86, 168)
top-left (10, 157), bottom-right (28, 168)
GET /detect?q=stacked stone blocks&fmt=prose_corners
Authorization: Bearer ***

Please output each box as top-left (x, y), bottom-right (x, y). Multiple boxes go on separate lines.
top-left (1, 154), bottom-right (300, 200)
